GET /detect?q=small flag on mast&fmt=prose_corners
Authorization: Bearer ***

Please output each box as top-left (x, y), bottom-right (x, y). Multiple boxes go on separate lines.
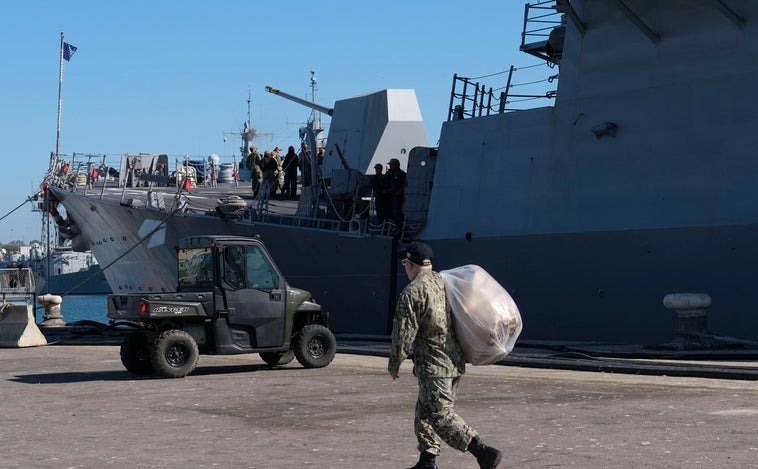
top-left (63, 42), bottom-right (77, 61)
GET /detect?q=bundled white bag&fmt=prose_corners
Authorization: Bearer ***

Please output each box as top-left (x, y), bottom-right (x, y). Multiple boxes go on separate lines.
top-left (441, 265), bottom-right (523, 365)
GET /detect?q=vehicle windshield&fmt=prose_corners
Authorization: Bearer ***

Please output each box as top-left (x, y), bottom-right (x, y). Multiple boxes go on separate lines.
top-left (178, 248), bottom-right (214, 286)
top-left (223, 245), bottom-right (279, 290)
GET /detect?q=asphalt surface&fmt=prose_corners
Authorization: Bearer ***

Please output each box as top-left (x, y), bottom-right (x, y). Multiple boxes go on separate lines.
top-left (1, 343), bottom-right (757, 468)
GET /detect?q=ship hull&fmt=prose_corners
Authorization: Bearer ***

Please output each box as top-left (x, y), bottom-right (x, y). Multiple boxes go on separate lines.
top-left (51, 186), bottom-right (758, 344)
top-left (51, 187), bottom-right (398, 336)
top-left (431, 224), bottom-right (758, 345)
top-left (36, 266), bottom-right (111, 295)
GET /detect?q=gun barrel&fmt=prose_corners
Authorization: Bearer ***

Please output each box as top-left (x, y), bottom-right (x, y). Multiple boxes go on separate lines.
top-left (265, 86), bottom-right (333, 116)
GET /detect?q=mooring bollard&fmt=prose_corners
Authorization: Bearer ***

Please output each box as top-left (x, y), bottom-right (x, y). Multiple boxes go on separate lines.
top-left (663, 292), bottom-right (711, 335)
top-left (37, 294), bottom-right (66, 327)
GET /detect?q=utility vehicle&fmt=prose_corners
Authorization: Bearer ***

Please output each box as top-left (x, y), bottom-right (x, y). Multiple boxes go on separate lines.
top-left (107, 235), bottom-right (336, 378)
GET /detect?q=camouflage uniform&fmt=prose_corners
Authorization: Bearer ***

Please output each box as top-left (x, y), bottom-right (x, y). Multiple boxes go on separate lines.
top-left (388, 270), bottom-right (477, 456)
top-left (246, 151), bottom-right (263, 196)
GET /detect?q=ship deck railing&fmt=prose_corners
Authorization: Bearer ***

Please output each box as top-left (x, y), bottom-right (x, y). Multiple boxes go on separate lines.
top-left (249, 196), bottom-right (405, 238)
top-left (519, 0), bottom-right (565, 62)
top-left (447, 0), bottom-right (562, 121)
top-left (43, 151), bottom-right (420, 241)
top-left (45, 168), bottom-right (407, 239)
top-left (251, 209), bottom-right (343, 232)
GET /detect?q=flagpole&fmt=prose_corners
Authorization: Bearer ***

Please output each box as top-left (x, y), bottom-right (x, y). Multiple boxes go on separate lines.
top-left (48, 32), bottom-right (66, 295)
top-left (55, 32), bottom-right (64, 165)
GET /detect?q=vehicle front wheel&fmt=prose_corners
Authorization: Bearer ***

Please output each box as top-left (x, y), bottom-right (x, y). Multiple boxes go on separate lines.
top-left (120, 331), bottom-right (155, 376)
top-left (292, 324), bottom-right (336, 368)
top-left (259, 350), bottom-right (295, 367)
top-left (150, 329), bottom-right (199, 378)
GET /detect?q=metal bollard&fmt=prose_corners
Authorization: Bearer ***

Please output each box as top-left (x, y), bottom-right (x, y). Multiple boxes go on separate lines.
top-left (663, 292), bottom-right (711, 335)
top-left (37, 294), bottom-right (66, 327)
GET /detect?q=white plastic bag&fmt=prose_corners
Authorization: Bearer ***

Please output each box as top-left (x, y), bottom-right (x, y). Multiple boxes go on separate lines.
top-left (441, 265), bottom-right (523, 365)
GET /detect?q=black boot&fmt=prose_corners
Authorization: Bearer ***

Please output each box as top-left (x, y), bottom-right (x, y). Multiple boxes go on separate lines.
top-left (406, 450), bottom-right (437, 469)
top-left (467, 436), bottom-right (502, 469)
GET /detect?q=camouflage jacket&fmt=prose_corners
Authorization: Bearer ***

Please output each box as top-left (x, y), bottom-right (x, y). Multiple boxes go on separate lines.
top-left (246, 152), bottom-right (263, 178)
top-left (388, 270), bottom-right (466, 378)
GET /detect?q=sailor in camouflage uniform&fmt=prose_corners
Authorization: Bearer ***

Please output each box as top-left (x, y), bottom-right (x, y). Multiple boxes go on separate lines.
top-left (388, 241), bottom-right (502, 469)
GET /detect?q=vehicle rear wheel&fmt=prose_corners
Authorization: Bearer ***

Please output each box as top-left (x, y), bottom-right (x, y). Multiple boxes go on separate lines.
top-left (150, 329), bottom-right (199, 378)
top-left (120, 331), bottom-right (155, 376)
top-left (292, 324), bottom-right (336, 368)
top-left (259, 350), bottom-right (295, 367)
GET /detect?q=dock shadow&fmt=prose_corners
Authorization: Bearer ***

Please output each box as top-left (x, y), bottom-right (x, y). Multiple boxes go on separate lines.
top-left (10, 370), bottom-right (133, 384)
top-left (9, 363), bottom-right (278, 384)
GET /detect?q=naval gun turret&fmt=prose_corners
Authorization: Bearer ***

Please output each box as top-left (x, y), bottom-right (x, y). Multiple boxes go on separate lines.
top-left (264, 84), bottom-right (427, 176)
top-left (266, 83), bottom-right (428, 225)
top-left (265, 86), bottom-right (334, 117)
top-left (266, 84), bottom-right (369, 222)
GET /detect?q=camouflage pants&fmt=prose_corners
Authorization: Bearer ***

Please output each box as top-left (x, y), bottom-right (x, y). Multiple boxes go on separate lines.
top-left (415, 376), bottom-right (477, 455)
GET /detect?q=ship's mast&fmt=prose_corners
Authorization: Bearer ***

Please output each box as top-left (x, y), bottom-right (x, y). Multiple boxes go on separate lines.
top-left (247, 89), bottom-right (252, 132)
top-left (225, 90), bottom-right (257, 160)
top-left (309, 71), bottom-right (323, 133)
top-left (241, 89), bottom-right (255, 158)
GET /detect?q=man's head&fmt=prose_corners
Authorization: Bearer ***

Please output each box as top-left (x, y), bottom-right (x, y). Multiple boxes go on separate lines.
top-left (388, 158), bottom-right (400, 169)
top-left (374, 163), bottom-right (384, 174)
top-left (400, 241), bottom-right (433, 279)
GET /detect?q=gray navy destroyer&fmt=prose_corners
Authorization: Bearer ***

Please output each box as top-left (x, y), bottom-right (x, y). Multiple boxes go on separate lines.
top-left (41, 1), bottom-right (758, 345)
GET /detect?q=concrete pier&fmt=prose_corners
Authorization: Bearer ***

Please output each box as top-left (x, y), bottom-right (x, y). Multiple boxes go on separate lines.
top-left (0, 345), bottom-right (756, 468)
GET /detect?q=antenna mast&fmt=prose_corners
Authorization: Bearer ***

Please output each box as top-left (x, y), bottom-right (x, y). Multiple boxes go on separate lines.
top-left (309, 71), bottom-right (322, 132)
top-left (247, 88), bottom-right (252, 130)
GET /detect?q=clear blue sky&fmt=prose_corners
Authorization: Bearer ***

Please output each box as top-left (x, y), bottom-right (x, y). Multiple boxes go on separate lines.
top-left (0, 0), bottom-right (549, 244)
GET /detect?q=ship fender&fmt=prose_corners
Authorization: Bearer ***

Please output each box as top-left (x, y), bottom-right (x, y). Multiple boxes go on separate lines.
top-left (0, 303), bottom-right (47, 347)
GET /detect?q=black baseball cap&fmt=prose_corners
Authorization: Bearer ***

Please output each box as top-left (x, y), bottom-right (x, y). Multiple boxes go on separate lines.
top-left (400, 241), bottom-right (433, 266)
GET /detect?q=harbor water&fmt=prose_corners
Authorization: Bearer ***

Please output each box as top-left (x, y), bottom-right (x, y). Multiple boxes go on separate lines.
top-left (35, 294), bottom-right (109, 324)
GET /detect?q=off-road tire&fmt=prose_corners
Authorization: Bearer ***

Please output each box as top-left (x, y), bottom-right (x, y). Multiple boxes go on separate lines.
top-left (120, 331), bottom-right (155, 376)
top-left (292, 324), bottom-right (336, 368)
top-left (150, 329), bottom-right (199, 378)
top-left (259, 350), bottom-right (295, 367)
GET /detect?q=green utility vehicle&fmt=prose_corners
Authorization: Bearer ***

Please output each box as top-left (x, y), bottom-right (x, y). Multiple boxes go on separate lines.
top-left (107, 235), bottom-right (336, 378)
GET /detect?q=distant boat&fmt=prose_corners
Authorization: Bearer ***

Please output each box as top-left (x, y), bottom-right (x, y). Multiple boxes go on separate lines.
top-left (41, 1), bottom-right (758, 345)
top-left (30, 245), bottom-right (111, 295)
top-left (2, 243), bottom-right (110, 295)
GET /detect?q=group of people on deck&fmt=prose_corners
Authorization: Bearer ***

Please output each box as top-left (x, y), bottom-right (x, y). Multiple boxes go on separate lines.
top-left (372, 157), bottom-right (406, 229)
top-left (245, 144), bottom-right (407, 230)
top-left (246, 144), bottom-right (327, 199)
top-left (246, 145), bottom-right (296, 198)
